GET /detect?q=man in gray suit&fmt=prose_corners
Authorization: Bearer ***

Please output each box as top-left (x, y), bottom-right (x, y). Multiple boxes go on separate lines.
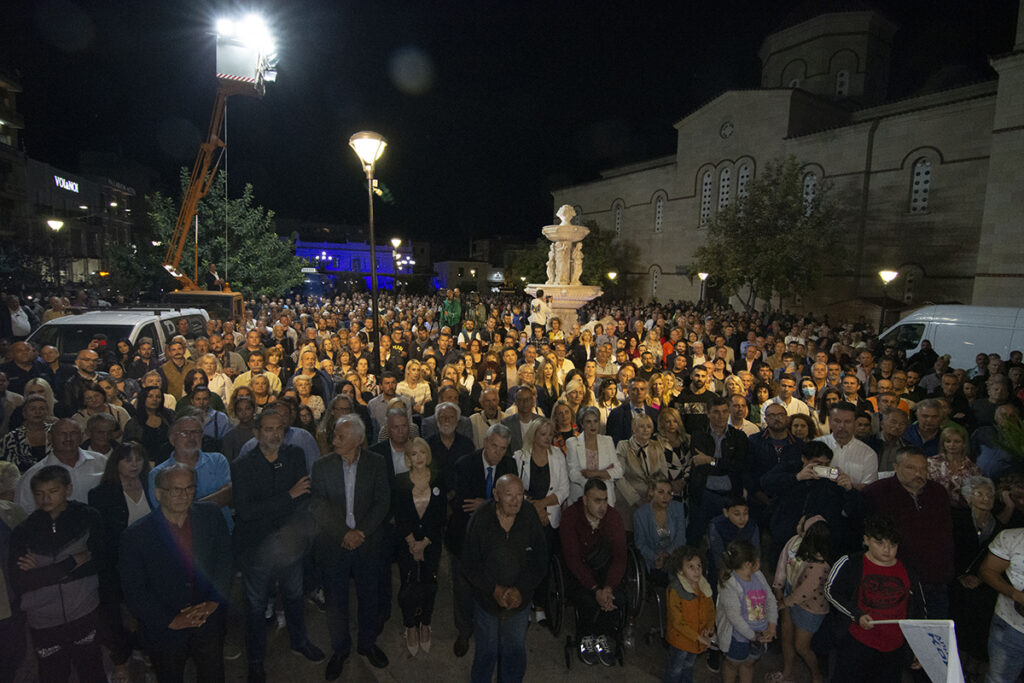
top-left (500, 384), bottom-right (539, 456)
top-left (420, 384), bottom-right (473, 441)
top-left (311, 415), bottom-right (391, 680)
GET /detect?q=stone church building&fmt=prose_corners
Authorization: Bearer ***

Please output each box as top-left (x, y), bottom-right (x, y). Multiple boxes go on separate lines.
top-left (551, 1), bottom-right (1024, 316)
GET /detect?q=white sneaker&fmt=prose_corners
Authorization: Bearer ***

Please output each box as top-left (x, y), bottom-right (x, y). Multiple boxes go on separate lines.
top-left (594, 635), bottom-right (616, 667)
top-left (579, 635), bottom-right (598, 665)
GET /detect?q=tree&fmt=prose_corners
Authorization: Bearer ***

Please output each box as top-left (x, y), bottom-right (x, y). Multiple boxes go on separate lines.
top-left (507, 221), bottom-right (638, 291)
top-left (693, 156), bottom-right (844, 310)
top-left (120, 170), bottom-right (305, 298)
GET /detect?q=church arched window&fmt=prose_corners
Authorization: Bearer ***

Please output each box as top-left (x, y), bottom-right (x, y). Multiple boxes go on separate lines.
top-left (700, 171), bottom-right (713, 226)
top-left (718, 167), bottom-right (732, 211)
top-left (614, 204), bottom-right (623, 236)
top-left (835, 70), bottom-right (850, 97)
top-left (802, 172), bottom-right (818, 204)
top-left (654, 195), bottom-right (664, 233)
top-left (737, 164), bottom-right (751, 199)
top-left (909, 158), bottom-right (932, 213)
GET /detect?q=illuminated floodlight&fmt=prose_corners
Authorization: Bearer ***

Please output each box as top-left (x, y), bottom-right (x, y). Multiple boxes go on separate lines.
top-left (879, 270), bottom-right (898, 284)
top-left (215, 17), bottom-right (234, 37)
top-left (47, 219), bottom-right (64, 231)
top-left (698, 272), bottom-right (709, 281)
top-left (239, 13), bottom-right (274, 53)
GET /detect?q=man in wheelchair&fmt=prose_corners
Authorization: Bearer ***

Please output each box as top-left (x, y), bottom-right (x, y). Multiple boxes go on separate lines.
top-left (559, 478), bottom-right (628, 666)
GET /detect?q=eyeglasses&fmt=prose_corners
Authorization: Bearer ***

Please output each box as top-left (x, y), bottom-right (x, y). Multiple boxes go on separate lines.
top-left (160, 485), bottom-right (196, 496)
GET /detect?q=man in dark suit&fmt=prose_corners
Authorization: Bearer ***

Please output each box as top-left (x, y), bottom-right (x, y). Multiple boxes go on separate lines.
top-left (311, 414), bottom-right (391, 680)
top-left (369, 407), bottom-right (413, 637)
top-left (119, 464), bottom-right (233, 683)
top-left (605, 378), bottom-right (658, 445)
top-left (447, 424), bottom-right (517, 657)
top-left (686, 395), bottom-right (749, 546)
top-left (737, 343), bottom-right (766, 376)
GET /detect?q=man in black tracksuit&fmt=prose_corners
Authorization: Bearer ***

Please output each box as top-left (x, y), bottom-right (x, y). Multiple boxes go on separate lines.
top-left (9, 465), bottom-right (106, 682)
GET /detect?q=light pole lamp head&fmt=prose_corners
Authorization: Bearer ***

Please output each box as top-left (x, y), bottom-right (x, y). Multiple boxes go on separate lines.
top-left (698, 272), bottom-right (709, 281)
top-left (879, 270), bottom-right (899, 284)
top-left (390, 237), bottom-right (402, 249)
top-left (349, 131), bottom-right (387, 175)
top-left (607, 271), bottom-right (617, 281)
top-left (47, 219), bottom-right (64, 231)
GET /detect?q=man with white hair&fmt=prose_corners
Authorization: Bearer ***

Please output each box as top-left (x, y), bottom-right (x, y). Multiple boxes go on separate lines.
top-left (469, 387), bottom-right (503, 449)
top-left (426, 402), bottom-right (476, 490)
top-left (15, 419), bottom-right (105, 512)
top-left (312, 415), bottom-right (391, 679)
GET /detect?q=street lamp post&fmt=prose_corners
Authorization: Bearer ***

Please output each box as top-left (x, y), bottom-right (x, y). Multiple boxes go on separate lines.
top-left (349, 131), bottom-right (387, 373)
top-left (390, 237), bottom-right (401, 292)
top-left (878, 269), bottom-right (899, 332)
top-left (698, 272), bottom-right (709, 305)
top-left (46, 220), bottom-right (64, 289)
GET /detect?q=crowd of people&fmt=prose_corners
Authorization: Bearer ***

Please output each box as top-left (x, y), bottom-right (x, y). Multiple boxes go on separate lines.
top-left (2, 285), bottom-right (1024, 682)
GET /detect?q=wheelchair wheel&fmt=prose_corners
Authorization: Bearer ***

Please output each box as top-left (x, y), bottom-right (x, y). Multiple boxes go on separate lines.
top-left (624, 545), bottom-right (646, 619)
top-left (546, 553), bottom-right (566, 636)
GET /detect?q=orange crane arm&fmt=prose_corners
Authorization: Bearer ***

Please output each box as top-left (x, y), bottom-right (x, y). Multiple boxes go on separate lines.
top-left (162, 89), bottom-right (228, 289)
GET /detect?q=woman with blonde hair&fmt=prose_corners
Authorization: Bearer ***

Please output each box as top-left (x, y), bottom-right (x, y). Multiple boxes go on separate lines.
top-left (197, 353), bottom-right (232, 404)
top-left (513, 417), bottom-right (570, 624)
top-left (656, 406), bottom-right (691, 500)
top-left (394, 437), bottom-right (445, 655)
top-left (565, 406), bottom-right (621, 505)
top-left (292, 374), bottom-right (326, 421)
top-left (615, 413), bottom-right (668, 529)
top-left (398, 359), bottom-right (431, 414)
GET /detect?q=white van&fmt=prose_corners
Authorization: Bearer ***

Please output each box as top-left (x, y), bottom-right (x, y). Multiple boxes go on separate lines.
top-left (28, 308), bottom-right (209, 364)
top-left (878, 305), bottom-right (1024, 370)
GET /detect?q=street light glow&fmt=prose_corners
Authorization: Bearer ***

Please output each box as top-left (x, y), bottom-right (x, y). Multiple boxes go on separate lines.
top-left (391, 237), bottom-right (402, 249)
top-left (607, 271), bottom-right (617, 280)
top-left (47, 219), bottom-right (64, 231)
top-left (215, 17), bottom-right (234, 37)
top-left (349, 131), bottom-right (387, 172)
top-left (698, 272), bottom-right (709, 281)
top-left (879, 270), bottom-right (899, 284)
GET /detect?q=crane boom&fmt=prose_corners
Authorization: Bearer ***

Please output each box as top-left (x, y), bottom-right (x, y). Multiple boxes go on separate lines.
top-left (162, 89), bottom-right (228, 289)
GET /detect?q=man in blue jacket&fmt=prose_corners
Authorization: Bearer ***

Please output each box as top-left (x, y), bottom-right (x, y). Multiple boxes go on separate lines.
top-left (120, 464), bottom-right (233, 683)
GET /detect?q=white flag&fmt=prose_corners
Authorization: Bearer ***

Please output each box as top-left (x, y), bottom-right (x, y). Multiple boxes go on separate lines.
top-left (898, 619), bottom-right (965, 683)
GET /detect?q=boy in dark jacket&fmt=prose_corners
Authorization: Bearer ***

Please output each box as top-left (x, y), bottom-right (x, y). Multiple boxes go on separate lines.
top-left (9, 466), bottom-right (106, 682)
top-left (824, 514), bottom-right (924, 683)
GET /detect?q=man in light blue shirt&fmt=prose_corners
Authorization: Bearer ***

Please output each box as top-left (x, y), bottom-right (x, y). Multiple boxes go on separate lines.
top-left (148, 416), bottom-right (232, 527)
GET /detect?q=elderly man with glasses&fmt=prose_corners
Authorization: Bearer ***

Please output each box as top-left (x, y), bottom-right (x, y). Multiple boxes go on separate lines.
top-left (147, 416), bottom-right (232, 526)
top-left (120, 463), bottom-right (233, 683)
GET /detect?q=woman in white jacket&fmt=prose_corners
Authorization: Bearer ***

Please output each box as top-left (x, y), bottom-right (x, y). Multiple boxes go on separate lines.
top-left (565, 406), bottom-right (621, 506)
top-left (513, 416), bottom-right (570, 624)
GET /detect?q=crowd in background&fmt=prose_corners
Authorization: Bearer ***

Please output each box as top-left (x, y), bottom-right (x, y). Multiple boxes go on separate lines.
top-left (2, 285), bottom-right (1024, 682)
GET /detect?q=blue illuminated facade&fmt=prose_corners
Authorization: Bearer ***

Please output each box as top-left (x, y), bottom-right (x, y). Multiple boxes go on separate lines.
top-left (294, 239), bottom-right (414, 291)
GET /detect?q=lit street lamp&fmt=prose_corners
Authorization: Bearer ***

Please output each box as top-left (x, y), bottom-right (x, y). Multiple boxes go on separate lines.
top-left (698, 271), bottom-right (709, 304)
top-left (878, 269), bottom-right (899, 332)
top-left (349, 130), bottom-right (387, 372)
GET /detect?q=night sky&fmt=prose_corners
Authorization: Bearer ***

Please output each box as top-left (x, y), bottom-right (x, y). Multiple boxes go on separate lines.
top-left (2, 0), bottom-right (1018, 256)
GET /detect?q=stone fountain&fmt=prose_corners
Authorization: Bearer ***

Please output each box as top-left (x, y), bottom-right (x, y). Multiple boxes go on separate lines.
top-left (523, 205), bottom-right (603, 329)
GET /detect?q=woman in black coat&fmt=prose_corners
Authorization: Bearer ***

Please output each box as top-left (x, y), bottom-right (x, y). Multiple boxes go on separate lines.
top-left (949, 475), bottom-right (1003, 674)
top-left (122, 386), bottom-right (174, 464)
top-left (87, 441), bottom-right (152, 682)
top-left (394, 437), bottom-right (446, 657)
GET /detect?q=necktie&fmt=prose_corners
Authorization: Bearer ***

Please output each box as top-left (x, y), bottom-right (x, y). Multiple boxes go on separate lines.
top-left (485, 466), bottom-right (495, 499)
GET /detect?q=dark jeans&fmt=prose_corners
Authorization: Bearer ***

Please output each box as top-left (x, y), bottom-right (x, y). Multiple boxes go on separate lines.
top-left (532, 526), bottom-right (558, 612)
top-left (0, 611), bottom-right (27, 683)
top-left (470, 604), bottom-right (529, 683)
top-left (921, 582), bottom-right (949, 619)
top-left (148, 612), bottom-right (226, 683)
top-left (97, 598), bottom-right (133, 666)
top-left (565, 570), bottom-right (623, 638)
top-left (323, 546), bottom-right (379, 655)
top-left (687, 490), bottom-right (727, 547)
top-left (242, 555), bottom-right (309, 666)
top-left (30, 610), bottom-right (109, 683)
top-left (832, 634), bottom-right (904, 683)
top-left (378, 523), bottom-right (396, 632)
top-left (397, 543), bottom-right (441, 627)
top-left (451, 552), bottom-right (475, 639)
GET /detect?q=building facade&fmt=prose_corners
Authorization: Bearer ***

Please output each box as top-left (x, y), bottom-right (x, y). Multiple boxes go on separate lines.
top-left (551, 2), bottom-right (1024, 314)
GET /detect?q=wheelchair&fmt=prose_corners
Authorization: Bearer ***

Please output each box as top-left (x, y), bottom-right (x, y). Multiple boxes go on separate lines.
top-left (545, 543), bottom-right (646, 668)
